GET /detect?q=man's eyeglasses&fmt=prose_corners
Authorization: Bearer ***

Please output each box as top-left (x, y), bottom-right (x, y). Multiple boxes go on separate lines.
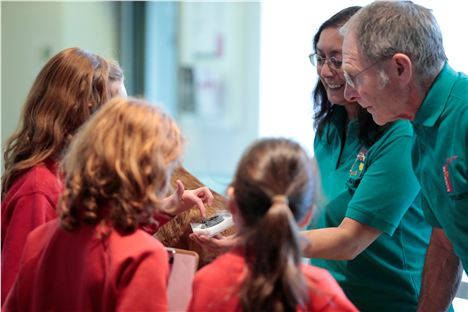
top-left (309, 53), bottom-right (343, 71)
top-left (343, 61), bottom-right (380, 89)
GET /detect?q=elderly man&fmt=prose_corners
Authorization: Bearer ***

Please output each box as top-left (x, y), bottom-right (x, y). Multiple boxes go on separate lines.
top-left (340, 1), bottom-right (468, 311)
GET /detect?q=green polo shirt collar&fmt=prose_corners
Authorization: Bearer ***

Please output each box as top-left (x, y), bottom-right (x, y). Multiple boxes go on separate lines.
top-left (414, 63), bottom-right (458, 127)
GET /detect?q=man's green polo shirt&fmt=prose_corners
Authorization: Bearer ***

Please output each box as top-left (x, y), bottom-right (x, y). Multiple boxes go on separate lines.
top-left (412, 63), bottom-right (468, 273)
top-left (310, 106), bottom-right (431, 312)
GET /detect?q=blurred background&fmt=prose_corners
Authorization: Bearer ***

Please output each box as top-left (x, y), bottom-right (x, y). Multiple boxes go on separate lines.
top-left (1, 1), bottom-right (468, 308)
top-left (3, 0), bottom-right (468, 192)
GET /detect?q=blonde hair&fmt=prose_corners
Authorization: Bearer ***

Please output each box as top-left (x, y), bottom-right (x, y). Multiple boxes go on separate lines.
top-left (59, 97), bottom-right (183, 234)
top-left (2, 47), bottom-right (123, 198)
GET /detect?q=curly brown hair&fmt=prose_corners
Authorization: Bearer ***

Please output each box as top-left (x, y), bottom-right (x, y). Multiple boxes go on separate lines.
top-left (2, 47), bottom-right (123, 198)
top-left (59, 97), bottom-right (183, 234)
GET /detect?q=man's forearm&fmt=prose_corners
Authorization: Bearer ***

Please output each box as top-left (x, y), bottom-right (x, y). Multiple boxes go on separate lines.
top-left (417, 228), bottom-right (462, 312)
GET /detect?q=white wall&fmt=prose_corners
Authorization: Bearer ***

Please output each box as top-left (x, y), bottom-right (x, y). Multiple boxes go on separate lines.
top-left (2, 2), bottom-right (62, 151)
top-left (177, 2), bottom-right (260, 191)
top-left (62, 2), bottom-right (118, 58)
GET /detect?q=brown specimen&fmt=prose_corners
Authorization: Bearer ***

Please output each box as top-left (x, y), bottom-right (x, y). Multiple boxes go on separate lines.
top-left (155, 166), bottom-right (236, 267)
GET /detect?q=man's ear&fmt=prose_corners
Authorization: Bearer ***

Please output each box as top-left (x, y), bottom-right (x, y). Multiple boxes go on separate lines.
top-left (392, 53), bottom-right (413, 85)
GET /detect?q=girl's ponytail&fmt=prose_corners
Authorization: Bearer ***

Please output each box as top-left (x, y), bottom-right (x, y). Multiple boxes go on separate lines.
top-left (240, 195), bottom-right (309, 311)
top-left (232, 138), bottom-right (315, 312)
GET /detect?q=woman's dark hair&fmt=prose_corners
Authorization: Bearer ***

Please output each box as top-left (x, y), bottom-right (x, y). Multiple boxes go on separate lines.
top-left (312, 6), bottom-right (385, 146)
top-left (232, 138), bottom-right (315, 312)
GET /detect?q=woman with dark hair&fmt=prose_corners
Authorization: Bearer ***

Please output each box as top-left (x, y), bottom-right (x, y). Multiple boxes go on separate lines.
top-left (188, 138), bottom-right (357, 312)
top-left (302, 7), bottom-right (432, 311)
top-left (312, 6), bottom-right (384, 146)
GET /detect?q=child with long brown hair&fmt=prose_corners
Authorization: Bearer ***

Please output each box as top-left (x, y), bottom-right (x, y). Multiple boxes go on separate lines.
top-left (4, 97), bottom-right (195, 310)
top-left (188, 138), bottom-right (356, 312)
top-left (1, 47), bottom-right (126, 303)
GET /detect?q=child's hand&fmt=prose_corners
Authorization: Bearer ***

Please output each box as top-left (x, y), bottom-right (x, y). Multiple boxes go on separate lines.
top-left (189, 233), bottom-right (238, 253)
top-left (163, 180), bottom-right (213, 218)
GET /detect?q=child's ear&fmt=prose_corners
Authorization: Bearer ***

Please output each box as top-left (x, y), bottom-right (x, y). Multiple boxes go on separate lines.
top-left (227, 187), bottom-right (237, 214)
top-left (227, 187), bottom-right (242, 227)
top-left (298, 204), bottom-right (315, 228)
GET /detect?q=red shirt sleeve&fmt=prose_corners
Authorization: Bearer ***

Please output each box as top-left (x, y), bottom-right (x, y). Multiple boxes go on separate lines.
top-left (306, 268), bottom-right (358, 312)
top-left (1, 192), bottom-right (57, 304)
top-left (115, 244), bottom-right (170, 311)
top-left (141, 212), bottom-right (173, 235)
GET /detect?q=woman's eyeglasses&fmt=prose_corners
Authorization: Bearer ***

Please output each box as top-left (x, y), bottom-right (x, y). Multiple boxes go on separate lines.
top-left (309, 53), bottom-right (343, 71)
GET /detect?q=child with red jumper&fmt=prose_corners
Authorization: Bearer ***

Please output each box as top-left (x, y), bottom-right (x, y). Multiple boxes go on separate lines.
top-left (1, 48), bottom-right (126, 303)
top-left (188, 138), bottom-right (357, 312)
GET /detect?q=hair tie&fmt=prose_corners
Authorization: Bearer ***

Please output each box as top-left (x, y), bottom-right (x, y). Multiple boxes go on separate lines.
top-left (272, 195), bottom-right (289, 206)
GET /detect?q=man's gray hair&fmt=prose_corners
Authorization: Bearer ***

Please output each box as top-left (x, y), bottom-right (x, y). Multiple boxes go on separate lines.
top-left (341, 1), bottom-right (446, 85)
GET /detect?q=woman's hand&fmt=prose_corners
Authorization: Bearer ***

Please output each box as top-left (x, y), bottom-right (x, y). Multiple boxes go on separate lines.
top-left (189, 233), bottom-right (238, 253)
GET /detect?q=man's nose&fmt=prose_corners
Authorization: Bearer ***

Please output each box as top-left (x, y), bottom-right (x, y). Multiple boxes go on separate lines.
top-left (344, 83), bottom-right (359, 102)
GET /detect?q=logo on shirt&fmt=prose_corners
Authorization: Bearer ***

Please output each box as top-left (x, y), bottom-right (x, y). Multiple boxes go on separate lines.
top-left (443, 156), bottom-right (459, 193)
top-left (349, 147), bottom-right (368, 177)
